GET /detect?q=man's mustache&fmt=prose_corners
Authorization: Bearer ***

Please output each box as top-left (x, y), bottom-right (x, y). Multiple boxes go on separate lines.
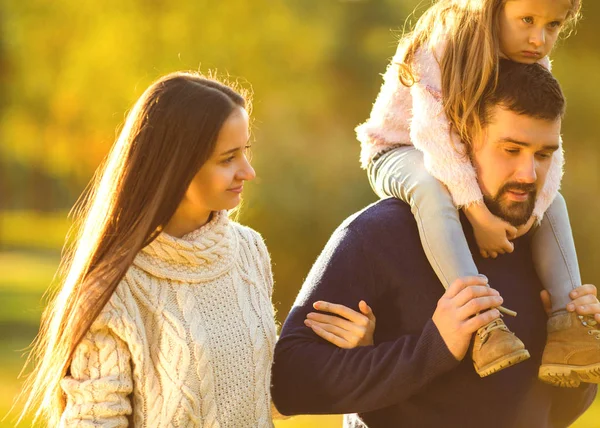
top-left (499, 182), bottom-right (536, 195)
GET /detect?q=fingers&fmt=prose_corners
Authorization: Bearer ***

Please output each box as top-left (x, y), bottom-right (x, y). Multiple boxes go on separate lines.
top-left (445, 276), bottom-right (489, 299)
top-left (313, 301), bottom-right (366, 325)
top-left (481, 250), bottom-right (489, 258)
top-left (570, 284), bottom-right (598, 299)
top-left (306, 312), bottom-right (364, 335)
top-left (359, 300), bottom-right (376, 322)
top-left (305, 321), bottom-right (351, 349)
top-left (463, 309), bottom-right (501, 333)
top-left (567, 285), bottom-right (599, 315)
top-left (488, 251), bottom-right (498, 259)
top-left (572, 302), bottom-right (600, 316)
top-left (506, 225), bottom-right (518, 240)
top-left (453, 285), bottom-right (500, 308)
top-left (457, 295), bottom-right (504, 320)
top-left (501, 239), bottom-right (515, 254)
top-left (540, 290), bottom-right (552, 317)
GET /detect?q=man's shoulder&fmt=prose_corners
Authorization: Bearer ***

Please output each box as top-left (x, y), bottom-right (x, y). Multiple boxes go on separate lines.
top-left (338, 198), bottom-right (416, 240)
top-left (342, 198), bottom-right (414, 228)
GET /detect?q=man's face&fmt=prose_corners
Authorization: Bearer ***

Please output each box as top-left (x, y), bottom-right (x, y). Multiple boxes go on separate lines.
top-left (471, 105), bottom-right (561, 226)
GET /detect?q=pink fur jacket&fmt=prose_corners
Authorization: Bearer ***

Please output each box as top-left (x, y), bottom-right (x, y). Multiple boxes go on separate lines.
top-left (355, 41), bottom-right (563, 220)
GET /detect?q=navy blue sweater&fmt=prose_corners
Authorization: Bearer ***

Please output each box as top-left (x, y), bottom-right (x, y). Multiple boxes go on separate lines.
top-left (271, 198), bottom-right (597, 428)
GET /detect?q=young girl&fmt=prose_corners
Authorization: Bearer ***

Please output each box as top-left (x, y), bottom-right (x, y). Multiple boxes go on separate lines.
top-left (18, 72), bottom-right (375, 426)
top-left (356, 0), bottom-right (598, 385)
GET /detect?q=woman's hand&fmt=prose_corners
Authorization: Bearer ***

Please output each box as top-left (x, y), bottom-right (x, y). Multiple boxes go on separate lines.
top-left (463, 202), bottom-right (518, 259)
top-left (304, 300), bottom-right (376, 348)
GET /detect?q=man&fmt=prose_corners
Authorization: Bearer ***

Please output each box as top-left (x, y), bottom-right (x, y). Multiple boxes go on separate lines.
top-left (271, 60), bottom-right (598, 427)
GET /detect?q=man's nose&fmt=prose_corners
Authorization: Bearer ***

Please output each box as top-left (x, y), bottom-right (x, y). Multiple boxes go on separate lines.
top-left (529, 28), bottom-right (545, 48)
top-left (515, 156), bottom-right (537, 183)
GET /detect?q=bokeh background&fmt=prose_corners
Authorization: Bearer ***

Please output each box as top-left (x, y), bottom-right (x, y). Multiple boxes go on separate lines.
top-left (1, 0), bottom-right (599, 426)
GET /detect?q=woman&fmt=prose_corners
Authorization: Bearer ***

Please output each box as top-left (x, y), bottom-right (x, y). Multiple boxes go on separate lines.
top-left (18, 71), bottom-right (375, 427)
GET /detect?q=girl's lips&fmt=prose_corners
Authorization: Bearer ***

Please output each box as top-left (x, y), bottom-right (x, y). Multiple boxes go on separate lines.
top-left (521, 51), bottom-right (541, 58)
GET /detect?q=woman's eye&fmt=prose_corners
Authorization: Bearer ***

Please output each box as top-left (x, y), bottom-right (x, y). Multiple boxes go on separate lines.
top-left (522, 17), bottom-right (534, 24)
top-left (222, 156), bottom-right (235, 164)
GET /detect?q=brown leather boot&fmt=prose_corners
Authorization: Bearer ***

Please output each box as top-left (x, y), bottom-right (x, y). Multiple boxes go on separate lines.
top-left (538, 312), bottom-right (600, 387)
top-left (472, 318), bottom-right (530, 377)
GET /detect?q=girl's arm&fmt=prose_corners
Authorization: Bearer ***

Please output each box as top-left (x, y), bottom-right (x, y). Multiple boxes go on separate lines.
top-left (408, 47), bottom-right (483, 208)
top-left (356, 43), bottom-right (413, 168)
top-left (408, 46), bottom-right (517, 257)
top-left (60, 318), bottom-right (133, 427)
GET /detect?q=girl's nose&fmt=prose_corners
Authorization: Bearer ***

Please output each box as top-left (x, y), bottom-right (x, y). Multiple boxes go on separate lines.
top-left (529, 28), bottom-right (545, 48)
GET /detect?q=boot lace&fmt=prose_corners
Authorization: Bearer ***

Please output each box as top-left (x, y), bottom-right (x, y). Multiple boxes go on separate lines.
top-left (478, 318), bottom-right (509, 342)
top-left (579, 315), bottom-right (600, 340)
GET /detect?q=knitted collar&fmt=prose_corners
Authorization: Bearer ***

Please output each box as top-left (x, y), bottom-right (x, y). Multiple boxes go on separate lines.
top-left (133, 210), bottom-right (238, 283)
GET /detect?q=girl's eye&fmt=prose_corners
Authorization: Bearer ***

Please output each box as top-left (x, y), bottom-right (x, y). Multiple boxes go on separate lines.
top-left (522, 16), bottom-right (534, 24)
top-left (548, 21), bottom-right (562, 29)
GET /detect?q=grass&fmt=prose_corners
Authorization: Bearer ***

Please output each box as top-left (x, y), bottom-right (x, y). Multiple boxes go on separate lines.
top-left (0, 249), bottom-right (598, 427)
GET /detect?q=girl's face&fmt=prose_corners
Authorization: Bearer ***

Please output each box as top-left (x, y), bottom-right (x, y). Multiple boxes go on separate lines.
top-left (498, 0), bottom-right (572, 64)
top-left (181, 106), bottom-right (255, 222)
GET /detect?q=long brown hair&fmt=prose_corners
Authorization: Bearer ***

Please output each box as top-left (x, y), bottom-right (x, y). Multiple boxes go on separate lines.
top-left (397, 0), bottom-right (581, 150)
top-left (17, 71), bottom-right (249, 426)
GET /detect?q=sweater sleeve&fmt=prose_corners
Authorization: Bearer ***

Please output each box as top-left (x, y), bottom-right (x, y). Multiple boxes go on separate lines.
top-left (550, 384), bottom-right (597, 427)
top-left (356, 42), bottom-right (413, 168)
top-left (408, 46), bottom-right (483, 207)
top-left (271, 223), bottom-right (459, 416)
top-left (60, 313), bottom-right (133, 427)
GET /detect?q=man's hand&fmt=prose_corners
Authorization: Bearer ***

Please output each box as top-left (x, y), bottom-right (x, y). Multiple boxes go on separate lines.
top-left (541, 284), bottom-right (600, 323)
top-left (432, 276), bottom-right (503, 360)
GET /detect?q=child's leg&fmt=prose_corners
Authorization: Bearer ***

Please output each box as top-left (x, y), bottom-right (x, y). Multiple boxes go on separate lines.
top-left (369, 146), bottom-right (529, 377)
top-left (531, 193), bottom-right (581, 315)
top-left (368, 145), bottom-right (479, 288)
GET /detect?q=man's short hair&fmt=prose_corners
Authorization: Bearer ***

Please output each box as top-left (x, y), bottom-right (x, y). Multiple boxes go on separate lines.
top-left (480, 59), bottom-right (565, 127)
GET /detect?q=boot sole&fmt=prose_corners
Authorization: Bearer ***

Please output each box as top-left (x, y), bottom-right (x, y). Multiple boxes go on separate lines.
top-left (538, 363), bottom-right (600, 388)
top-left (474, 349), bottom-right (530, 378)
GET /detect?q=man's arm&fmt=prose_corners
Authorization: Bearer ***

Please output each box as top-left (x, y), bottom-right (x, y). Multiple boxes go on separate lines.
top-left (550, 384), bottom-right (597, 427)
top-left (271, 221), bottom-right (502, 416)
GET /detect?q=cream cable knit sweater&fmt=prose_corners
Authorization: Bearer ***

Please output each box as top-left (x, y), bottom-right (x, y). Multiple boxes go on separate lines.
top-left (60, 211), bottom-right (277, 427)
top-left (356, 39), bottom-right (563, 219)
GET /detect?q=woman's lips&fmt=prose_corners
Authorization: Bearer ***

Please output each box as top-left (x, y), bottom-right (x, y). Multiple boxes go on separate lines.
top-left (228, 185), bottom-right (243, 194)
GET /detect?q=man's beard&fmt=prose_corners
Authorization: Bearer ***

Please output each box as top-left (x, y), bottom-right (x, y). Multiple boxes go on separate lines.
top-left (483, 182), bottom-right (536, 227)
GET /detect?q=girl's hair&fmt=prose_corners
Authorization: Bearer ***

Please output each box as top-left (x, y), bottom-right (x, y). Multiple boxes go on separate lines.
top-left (18, 71), bottom-right (249, 426)
top-left (397, 0), bottom-right (581, 150)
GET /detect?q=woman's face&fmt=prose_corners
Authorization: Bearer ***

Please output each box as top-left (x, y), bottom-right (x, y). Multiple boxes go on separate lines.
top-left (181, 106), bottom-right (255, 222)
top-left (498, 0), bottom-right (572, 64)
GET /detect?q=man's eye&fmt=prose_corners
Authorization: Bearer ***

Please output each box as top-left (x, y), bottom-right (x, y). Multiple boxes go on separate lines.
top-left (505, 149), bottom-right (520, 154)
top-left (522, 17), bottom-right (534, 24)
top-left (536, 152), bottom-right (552, 159)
